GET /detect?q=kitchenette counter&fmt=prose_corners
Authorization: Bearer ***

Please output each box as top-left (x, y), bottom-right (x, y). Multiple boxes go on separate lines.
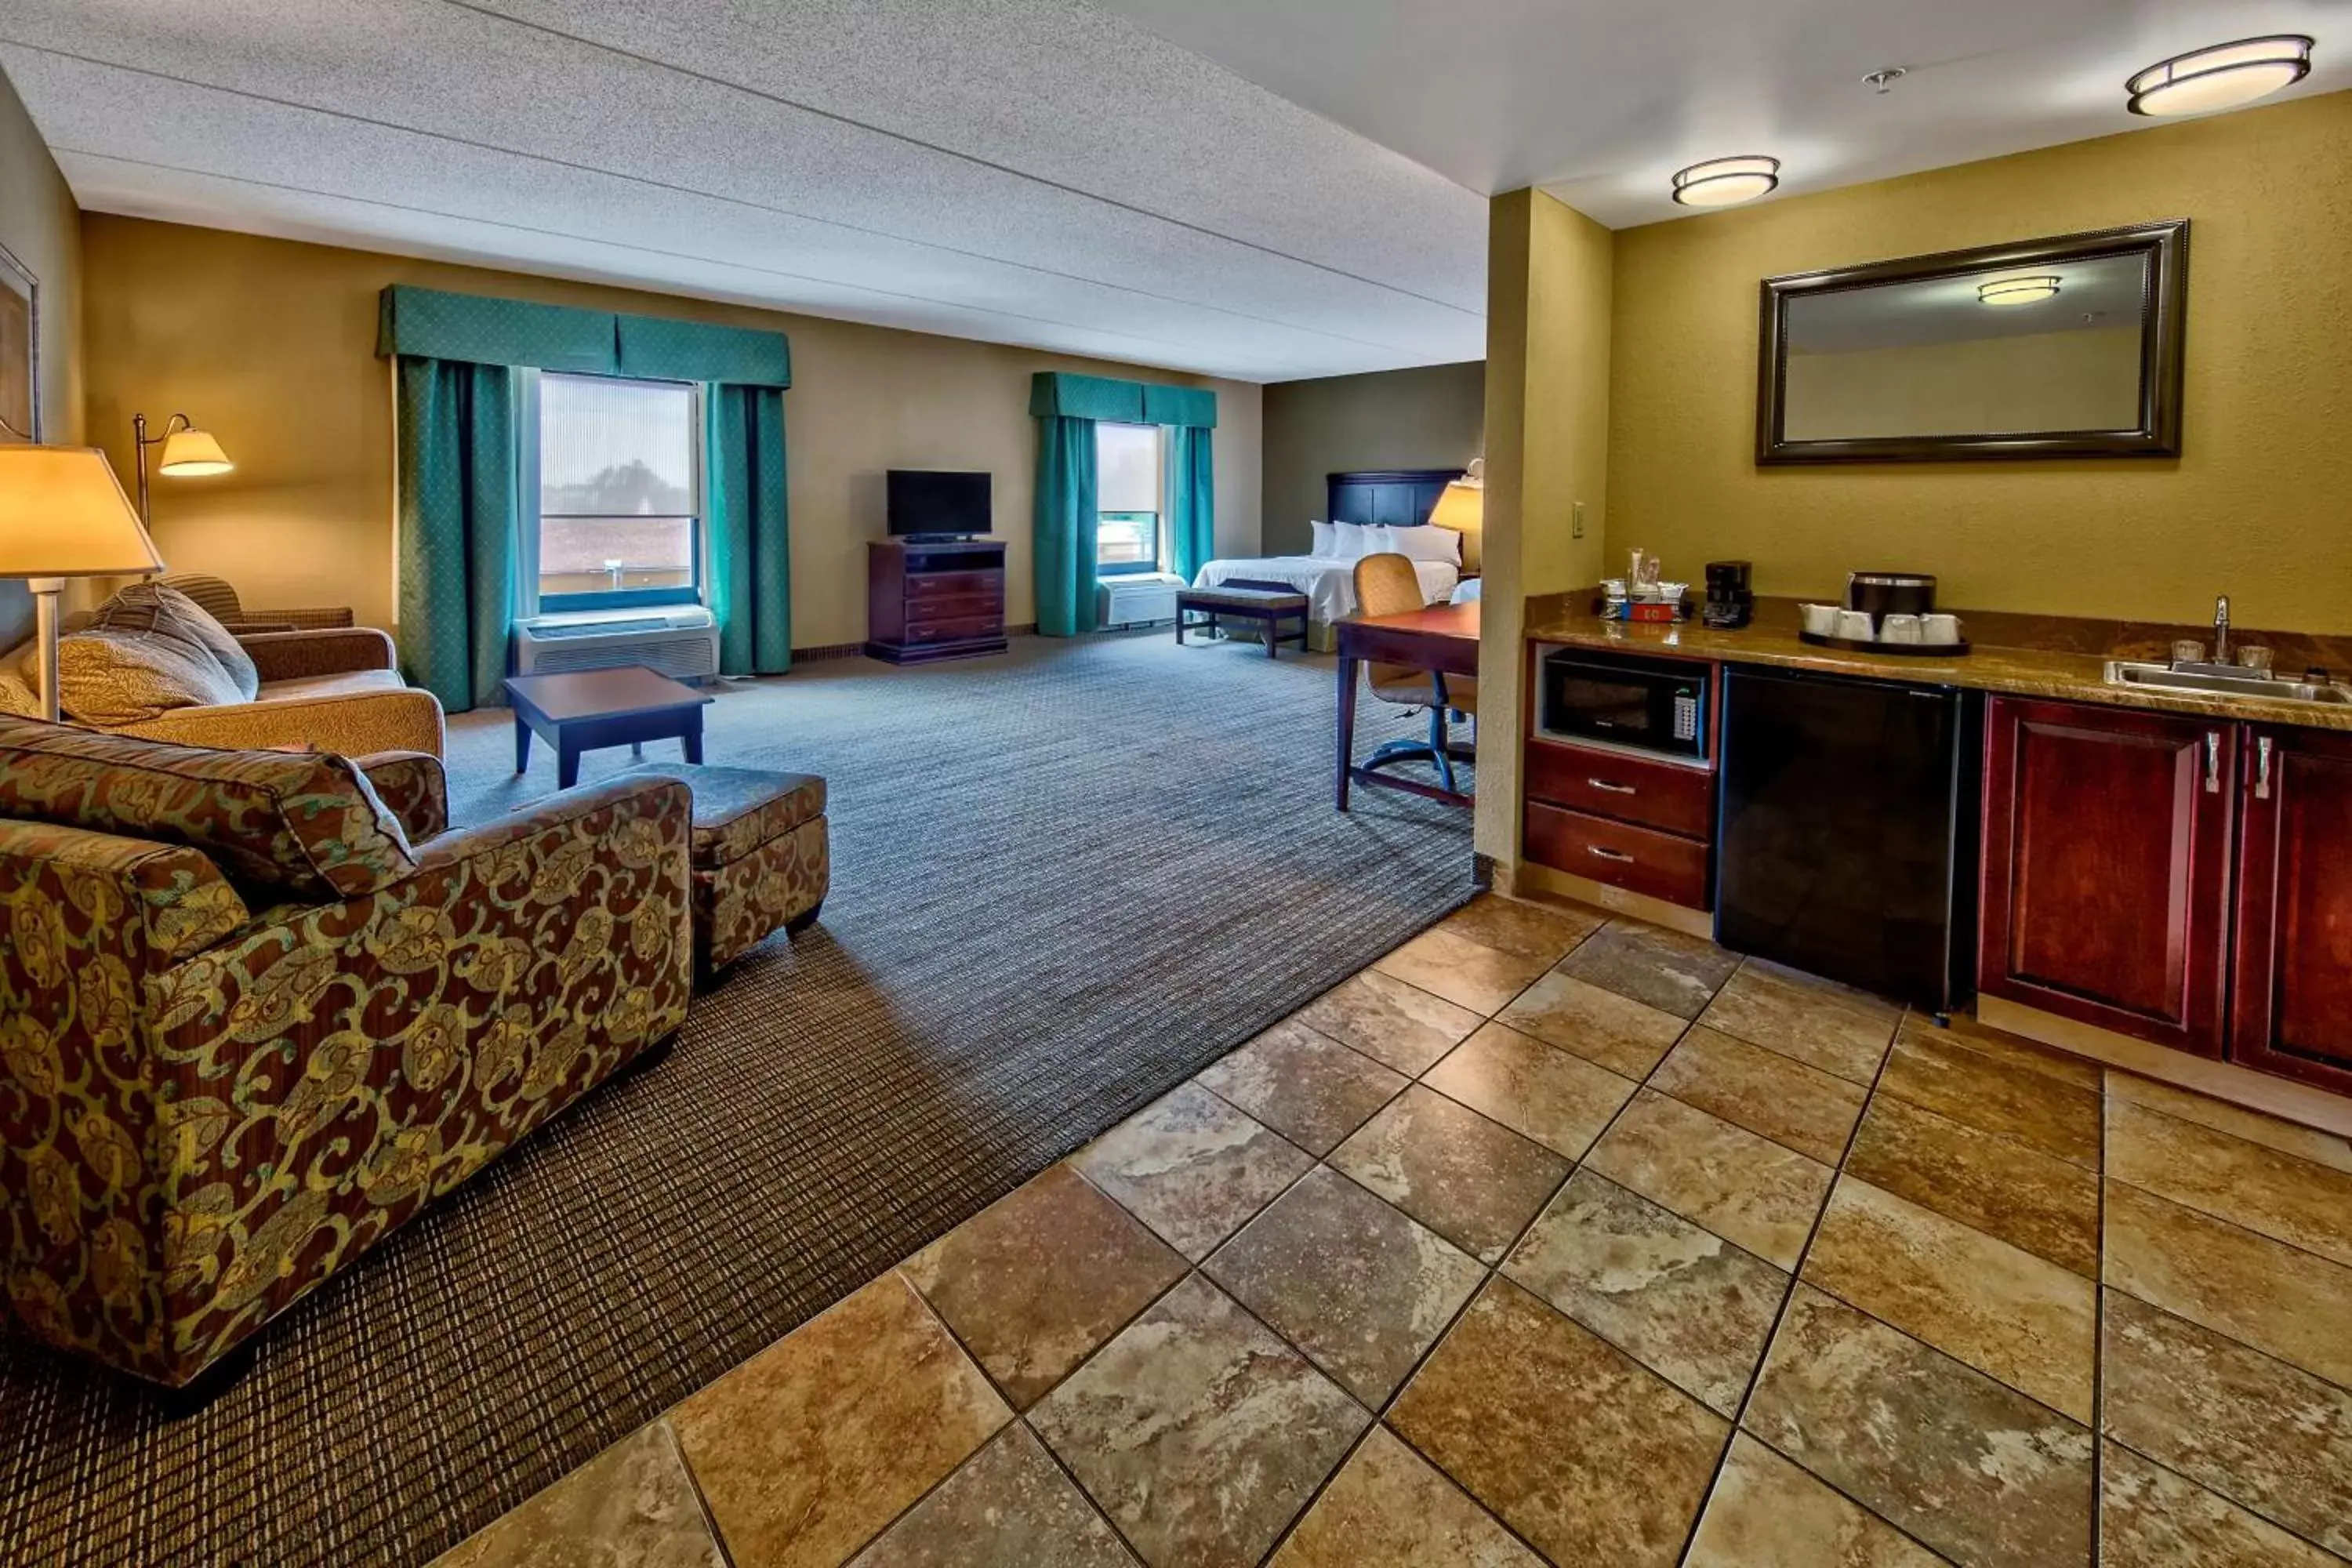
top-left (1523, 593), bottom-right (2352, 733)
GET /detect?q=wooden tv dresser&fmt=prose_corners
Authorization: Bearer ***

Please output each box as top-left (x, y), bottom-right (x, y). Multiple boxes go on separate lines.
top-left (865, 538), bottom-right (1008, 664)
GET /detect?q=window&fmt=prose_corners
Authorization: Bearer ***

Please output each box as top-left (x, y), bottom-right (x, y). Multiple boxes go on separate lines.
top-left (1095, 422), bottom-right (1163, 576)
top-left (536, 372), bottom-right (701, 611)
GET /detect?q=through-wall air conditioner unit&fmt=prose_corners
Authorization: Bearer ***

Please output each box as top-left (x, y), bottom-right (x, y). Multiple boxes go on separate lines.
top-left (512, 605), bottom-right (720, 681)
top-left (1097, 572), bottom-right (1185, 630)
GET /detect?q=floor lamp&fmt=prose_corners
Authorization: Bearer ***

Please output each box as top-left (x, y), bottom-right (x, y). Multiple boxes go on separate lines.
top-left (132, 412), bottom-right (235, 522)
top-left (0, 445), bottom-right (166, 722)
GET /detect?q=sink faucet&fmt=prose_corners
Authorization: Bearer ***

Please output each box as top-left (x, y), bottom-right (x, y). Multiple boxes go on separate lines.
top-left (2212, 594), bottom-right (2231, 666)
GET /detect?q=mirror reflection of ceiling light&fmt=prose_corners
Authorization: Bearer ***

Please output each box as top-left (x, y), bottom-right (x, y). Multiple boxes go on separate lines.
top-left (2127, 36), bottom-right (2314, 116)
top-left (1671, 156), bottom-right (1780, 207)
top-left (1978, 276), bottom-right (2062, 307)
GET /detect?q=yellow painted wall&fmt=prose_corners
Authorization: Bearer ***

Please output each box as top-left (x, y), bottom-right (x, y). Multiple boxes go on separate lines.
top-left (1475, 189), bottom-right (1613, 871)
top-left (1608, 89), bottom-right (2352, 632)
top-left (81, 216), bottom-right (1261, 646)
top-left (0, 64), bottom-right (84, 644)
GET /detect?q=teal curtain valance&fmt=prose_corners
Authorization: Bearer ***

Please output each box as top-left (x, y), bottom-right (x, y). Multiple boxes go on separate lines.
top-left (1029, 371), bottom-right (1216, 428)
top-left (377, 285), bottom-right (790, 387)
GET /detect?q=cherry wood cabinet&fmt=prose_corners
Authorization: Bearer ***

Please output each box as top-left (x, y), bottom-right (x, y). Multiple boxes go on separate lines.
top-left (2230, 725), bottom-right (2352, 1093)
top-left (1979, 696), bottom-right (2236, 1058)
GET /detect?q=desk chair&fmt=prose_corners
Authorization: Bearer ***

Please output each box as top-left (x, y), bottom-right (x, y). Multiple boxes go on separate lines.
top-left (1352, 553), bottom-right (1477, 792)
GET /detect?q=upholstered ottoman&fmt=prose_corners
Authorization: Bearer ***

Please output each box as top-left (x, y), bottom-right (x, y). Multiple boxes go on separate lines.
top-left (628, 762), bottom-right (828, 971)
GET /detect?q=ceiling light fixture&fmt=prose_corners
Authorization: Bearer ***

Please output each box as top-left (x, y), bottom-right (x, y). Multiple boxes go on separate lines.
top-left (2126, 35), bottom-right (2313, 116)
top-left (1671, 155), bottom-right (1780, 208)
top-left (1978, 275), bottom-right (2062, 307)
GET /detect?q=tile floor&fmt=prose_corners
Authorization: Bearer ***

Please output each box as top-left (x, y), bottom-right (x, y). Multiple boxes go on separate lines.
top-left (432, 895), bottom-right (2352, 1568)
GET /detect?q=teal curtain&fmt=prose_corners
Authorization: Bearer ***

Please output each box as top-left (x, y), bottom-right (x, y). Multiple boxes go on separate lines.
top-left (1033, 416), bottom-right (1098, 638)
top-left (1168, 425), bottom-right (1215, 582)
top-left (706, 384), bottom-right (791, 675)
top-left (395, 357), bottom-right (517, 711)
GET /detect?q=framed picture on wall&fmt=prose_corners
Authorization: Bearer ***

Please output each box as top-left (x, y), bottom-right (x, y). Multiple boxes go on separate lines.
top-left (0, 238), bottom-right (38, 444)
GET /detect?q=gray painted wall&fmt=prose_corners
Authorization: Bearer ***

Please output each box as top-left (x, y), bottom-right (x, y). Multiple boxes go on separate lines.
top-left (1258, 360), bottom-right (1483, 557)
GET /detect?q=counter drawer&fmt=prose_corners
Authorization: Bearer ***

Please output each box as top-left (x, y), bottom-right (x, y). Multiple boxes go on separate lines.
top-left (1525, 739), bottom-right (1715, 840)
top-left (1525, 802), bottom-right (1711, 910)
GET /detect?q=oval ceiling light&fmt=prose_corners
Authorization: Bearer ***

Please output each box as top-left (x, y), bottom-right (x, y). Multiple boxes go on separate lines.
top-left (2127, 35), bottom-right (2313, 116)
top-left (1979, 275), bottom-right (2062, 307)
top-left (1671, 155), bottom-right (1780, 208)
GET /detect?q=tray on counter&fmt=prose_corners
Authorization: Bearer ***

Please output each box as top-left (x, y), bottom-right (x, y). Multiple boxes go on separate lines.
top-left (1798, 631), bottom-right (1972, 657)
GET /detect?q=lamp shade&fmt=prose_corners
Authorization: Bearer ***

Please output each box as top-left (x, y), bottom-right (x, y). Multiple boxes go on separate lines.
top-left (1427, 479), bottom-right (1483, 535)
top-left (158, 427), bottom-right (234, 476)
top-left (0, 445), bottom-right (166, 575)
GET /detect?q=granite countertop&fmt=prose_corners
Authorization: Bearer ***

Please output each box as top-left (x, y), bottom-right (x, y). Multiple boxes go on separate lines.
top-left (1523, 594), bottom-right (2352, 734)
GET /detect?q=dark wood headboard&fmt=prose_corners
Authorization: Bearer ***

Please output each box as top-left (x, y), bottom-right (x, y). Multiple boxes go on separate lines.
top-left (1326, 468), bottom-right (1459, 530)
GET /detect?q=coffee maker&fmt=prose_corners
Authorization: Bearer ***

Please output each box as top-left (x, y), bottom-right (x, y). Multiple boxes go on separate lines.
top-left (1703, 561), bottom-right (1753, 629)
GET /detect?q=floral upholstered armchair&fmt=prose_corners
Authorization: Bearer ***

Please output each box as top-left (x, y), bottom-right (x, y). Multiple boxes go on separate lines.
top-left (0, 717), bottom-right (695, 1388)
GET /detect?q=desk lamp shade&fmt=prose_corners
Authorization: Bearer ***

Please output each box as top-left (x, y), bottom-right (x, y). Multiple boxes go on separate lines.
top-left (158, 427), bottom-right (234, 477)
top-left (0, 445), bottom-right (165, 576)
top-left (1427, 479), bottom-right (1483, 536)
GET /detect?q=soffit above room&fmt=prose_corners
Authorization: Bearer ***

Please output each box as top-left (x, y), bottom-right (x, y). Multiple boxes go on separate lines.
top-left (1088, 0), bottom-right (2351, 227)
top-left (0, 0), bottom-right (1490, 383)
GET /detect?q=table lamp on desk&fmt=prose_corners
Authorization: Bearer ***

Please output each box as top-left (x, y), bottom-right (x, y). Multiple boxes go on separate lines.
top-left (0, 445), bottom-right (166, 722)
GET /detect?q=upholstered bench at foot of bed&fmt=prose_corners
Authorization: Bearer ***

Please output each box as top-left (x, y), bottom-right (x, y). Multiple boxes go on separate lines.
top-left (626, 761), bottom-right (829, 974)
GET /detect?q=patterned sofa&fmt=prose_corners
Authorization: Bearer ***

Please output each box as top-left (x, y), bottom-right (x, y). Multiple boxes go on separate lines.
top-left (0, 717), bottom-right (695, 1388)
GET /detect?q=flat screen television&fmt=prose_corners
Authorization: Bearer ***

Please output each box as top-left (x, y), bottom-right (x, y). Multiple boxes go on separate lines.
top-left (887, 470), bottom-right (993, 539)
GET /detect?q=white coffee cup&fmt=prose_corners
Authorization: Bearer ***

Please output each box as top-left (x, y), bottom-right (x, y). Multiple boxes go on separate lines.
top-left (1800, 603), bottom-right (1839, 636)
top-left (1881, 613), bottom-right (1923, 644)
top-left (1922, 613), bottom-right (1962, 645)
top-left (1835, 608), bottom-right (1877, 641)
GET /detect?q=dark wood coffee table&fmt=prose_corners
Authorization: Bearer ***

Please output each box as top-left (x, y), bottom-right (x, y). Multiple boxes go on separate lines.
top-left (503, 666), bottom-right (714, 789)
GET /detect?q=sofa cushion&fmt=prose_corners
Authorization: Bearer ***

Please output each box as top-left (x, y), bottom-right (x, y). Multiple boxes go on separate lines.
top-left (256, 668), bottom-right (411, 703)
top-left (89, 582), bottom-right (261, 699)
top-left (624, 761), bottom-right (826, 869)
top-left (0, 715), bottom-right (417, 900)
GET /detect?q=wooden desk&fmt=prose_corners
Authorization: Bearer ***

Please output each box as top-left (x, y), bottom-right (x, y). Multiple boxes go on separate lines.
top-left (1335, 601), bottom-right (1481, 810)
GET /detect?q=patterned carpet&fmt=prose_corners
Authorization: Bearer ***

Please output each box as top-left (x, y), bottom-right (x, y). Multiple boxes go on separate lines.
top-left (0, 631), bottom-right (1475, 1566)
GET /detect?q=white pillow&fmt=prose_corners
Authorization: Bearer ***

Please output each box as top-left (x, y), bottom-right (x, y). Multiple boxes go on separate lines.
top-left (1308, 520), bottom-right (1338, 558)
top-left (1330, 521), bottom-right (1372, 559)
top-left (1387, 524), bottom-right (1462, 564)
top-left (1358, 525), bottom-right (1403, 558)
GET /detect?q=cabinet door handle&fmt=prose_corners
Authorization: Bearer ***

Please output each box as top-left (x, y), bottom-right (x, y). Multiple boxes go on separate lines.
top-left (2256, 735), bottom-right (2274, 801)
top-left (2204, 731), bottom-right (2222, 794)
top-left (1587, 778), bottom-right (1637, 794)
top-left (1588, 845), bottom-right (1635, 863)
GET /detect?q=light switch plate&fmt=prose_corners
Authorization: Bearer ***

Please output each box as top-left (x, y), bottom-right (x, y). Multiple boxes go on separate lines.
top-left (1572, 502), bottom-right (1586, 539)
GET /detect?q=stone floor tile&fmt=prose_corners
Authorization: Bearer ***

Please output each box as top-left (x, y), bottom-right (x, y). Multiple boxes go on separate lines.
top-left (1844, 1094), bottom-right (2101, 1277)
top-left (1388, 1278), bottom-right (1729, 1568)
top-left (1422, 1022), bottom-right (1640, 1161)
top-left (902, 1163), bottom-right (1187, 1410)
top-left (2105, 1071), bottom-right (2352, 1174)
top-left (1552, 920), bottom-right (1742, 1022)
top-left (1434, 894), bottom-right (1607, 966)
top-left (1693, 960), bottom-right (1899, 1084)
top-left (429, 1421), bottom-right (726, 1568)
top-left (1327, 1084), bottom-right (1570, 1265)
top-left (1649, 1025), bottom-right (1869, 1164)
top-left (1029, 1276), bottom-right (1367, 1568)
top-left (1206, 1167), bottom-right (1483, 1406)
top-left (1905, 1011), bottom-right (2102, 1091)
top-left (1502, 1169), bottom-right (1786, 1417)
top-left (1493, 971), bottom-right (1690, 1078)
top-left (671, 1273), bottom-right (1009, 1568)
top-left (1682, 1434), bottom-right (1944, 1568)
top-left (1744, 1285), bottom-right (2093, 1568)
top-left (2107, 1098), bottom-right (2352, 1269)
top-left (1800, 1178), bottom-right (2096, 1422)
top-left (1875, 1032), bottom-right (2101, 1170)
top-left (2097, 1442), bottom-right (2338, 1568)
top-left (2103, 1179), bottom-right (2352, 1389)
top-left (1196, 1020), bottom-right (1408, 1156)
top-left (1372, 927), bottom-right (1552, 1014)
top-left (1071, 1083), bottom-right (1314, 1261)
top-left (2102, 1290), bottom-right (2352, 1560)
top-left (1294, 971), bottom-right (1484, 1076)
top-left (1583, 1089), bottom-right (1834, 1269)
top-left (847, 1425), bottom-right (1136, 1568)
top-left (1269, 1426), bottom-right (1539, 1567)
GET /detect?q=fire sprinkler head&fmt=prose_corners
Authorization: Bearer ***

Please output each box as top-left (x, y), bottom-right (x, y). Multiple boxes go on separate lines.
top-left (1864, 67), bottom-right (1908, 94)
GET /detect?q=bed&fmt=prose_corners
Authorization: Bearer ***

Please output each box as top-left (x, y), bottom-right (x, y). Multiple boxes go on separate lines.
top-left (1190, 468), bottom-right (1468, 646)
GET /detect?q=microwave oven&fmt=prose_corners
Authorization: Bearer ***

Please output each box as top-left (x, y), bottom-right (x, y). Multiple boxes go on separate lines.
top-left (1536, 648), bottom-right (1710, 760)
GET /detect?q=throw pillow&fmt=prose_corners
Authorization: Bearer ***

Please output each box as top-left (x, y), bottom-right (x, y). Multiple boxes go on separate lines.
top-left (54, 626), bottom-right (247, 727)
top-left (0, 639), bottom-right (39, 718)
top-left (89, 582), bottom-right (261, 699)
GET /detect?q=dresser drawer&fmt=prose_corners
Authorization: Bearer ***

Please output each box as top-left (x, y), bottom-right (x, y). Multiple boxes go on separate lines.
top-left (907, 590), bottom-right (1003, 621)
top-left (1525, 802), bottom-right (1711, 910)
top-left (906, 613), bottom-right (1002, 644)
top-left (1525, 739), bottom-right (1715, 840)
top-left (908, 570), bottom-right (1004, 601)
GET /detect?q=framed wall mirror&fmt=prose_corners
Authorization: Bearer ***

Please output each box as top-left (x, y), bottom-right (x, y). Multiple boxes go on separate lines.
top-left (1756, 220), bottom-right (2188, 463)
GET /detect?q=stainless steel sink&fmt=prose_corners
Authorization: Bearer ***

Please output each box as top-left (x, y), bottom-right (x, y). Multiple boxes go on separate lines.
top-left (2105, 660), bottom-right (2352, 704)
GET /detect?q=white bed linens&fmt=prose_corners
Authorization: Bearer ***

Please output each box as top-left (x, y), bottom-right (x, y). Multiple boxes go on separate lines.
top-left (1193, 554), bottom-right (1460, 625)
